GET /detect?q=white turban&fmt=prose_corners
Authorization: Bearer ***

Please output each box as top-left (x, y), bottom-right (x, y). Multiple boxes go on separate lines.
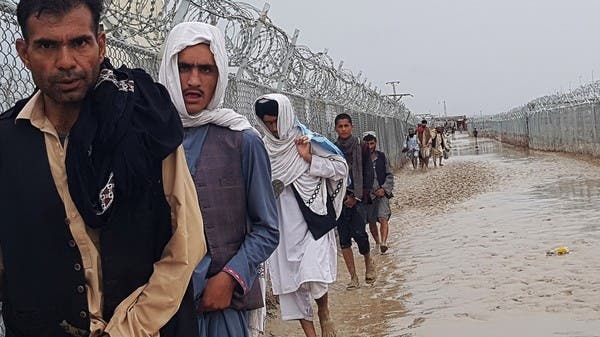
top-left (254, 93), bottom-right (347, 217)
top-left (362, 131), bottom-right (376, 139)
top-left (159, 22), bottom-right (255, 131)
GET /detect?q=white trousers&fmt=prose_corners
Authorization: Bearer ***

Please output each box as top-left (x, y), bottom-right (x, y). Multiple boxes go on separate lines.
top-left (279, 281), bottom-right (328, 321)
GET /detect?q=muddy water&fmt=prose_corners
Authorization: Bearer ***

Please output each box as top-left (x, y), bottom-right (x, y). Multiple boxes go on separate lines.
top-left (265, 134), bottom-right (600, 337)
top-left (393, 134), bottom-right (600, 337)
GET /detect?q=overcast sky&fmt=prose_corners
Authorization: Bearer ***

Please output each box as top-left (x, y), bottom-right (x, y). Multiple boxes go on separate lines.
top-left (242, 0), bottom-right (600, 117)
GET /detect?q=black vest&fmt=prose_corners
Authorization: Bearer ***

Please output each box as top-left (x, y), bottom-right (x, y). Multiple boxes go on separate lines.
top-left (0, 102), bottom-right (196, 337)
top-left (374, 151), bottom-right (387, 188)
top-left (192, 125), bottom-right (263, 311)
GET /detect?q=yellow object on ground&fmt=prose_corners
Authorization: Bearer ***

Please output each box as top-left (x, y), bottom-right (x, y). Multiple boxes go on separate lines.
top-left (546, 246), bottom-right (570, 256)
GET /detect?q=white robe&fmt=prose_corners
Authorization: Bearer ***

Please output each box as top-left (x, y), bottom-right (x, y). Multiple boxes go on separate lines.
top-left (268, 152), bottom-right (346, 295)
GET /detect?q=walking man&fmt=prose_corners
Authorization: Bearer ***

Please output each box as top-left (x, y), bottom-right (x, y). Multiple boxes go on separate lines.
top-left (0, 1), bottom-right (206, 336)
top-left (362, 132), bottom-right (394, 254)
top-left (159, 22), bottom-right (279, 337)
top-left (255, 93), bottom-right (347, 337)
top-left (431, 126), bottom-right (448, 167)
top-left (404, 127), bottom-right (420, 169)
top-left (334, 113), bottom-right (377, 289)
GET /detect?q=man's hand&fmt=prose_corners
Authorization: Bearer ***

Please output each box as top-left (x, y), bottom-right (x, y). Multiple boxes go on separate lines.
top-left (295, 136), bottom-right (312, 163)
top-left (375, 188), bottom-right (385, 197)
top-left (344, 195), bottom-right (357, 208)
top-left (198, 271), bottom-right (237, 312)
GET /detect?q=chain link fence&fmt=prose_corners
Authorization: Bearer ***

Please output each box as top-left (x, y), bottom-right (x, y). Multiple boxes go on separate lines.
top-left (0, 0), bottom-right (413, 167)
top-left (471, 82), bottom-right (600, 157)
top-left (0, 1), bottom-right (413, 334)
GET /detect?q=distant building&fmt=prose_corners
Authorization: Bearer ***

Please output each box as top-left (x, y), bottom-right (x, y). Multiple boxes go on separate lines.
top-left (432, 115), bottom-right (468, 131)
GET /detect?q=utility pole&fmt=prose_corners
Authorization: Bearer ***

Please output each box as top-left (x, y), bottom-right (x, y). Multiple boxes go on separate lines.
top-left (386, 81), bottom-right (401, 97)
top-left (385, 81), bottom-right (414, 100)
top-left (443, 100), bottom-right (447, 116)
top-left (480, 110), bottom-right (484, 129)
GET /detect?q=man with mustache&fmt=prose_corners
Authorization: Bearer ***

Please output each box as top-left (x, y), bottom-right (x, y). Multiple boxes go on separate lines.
top-left (0, 1), bottom-right (205, 337)
top-left (159, 22), bottom-right (279, 337)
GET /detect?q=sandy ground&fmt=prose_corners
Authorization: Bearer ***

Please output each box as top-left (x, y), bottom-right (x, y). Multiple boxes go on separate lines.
top-left (263, 134), bottom-right (600, 337)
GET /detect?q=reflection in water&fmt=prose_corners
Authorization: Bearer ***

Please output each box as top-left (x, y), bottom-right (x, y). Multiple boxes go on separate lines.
top-left (532, 177), bottom-right (600, 206)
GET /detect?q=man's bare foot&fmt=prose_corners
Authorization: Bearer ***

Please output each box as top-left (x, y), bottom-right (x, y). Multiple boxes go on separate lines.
top-left (365, 256), bottom-right (377, 284)
top-left (346, 275), bottom-right (359, 290)
top-left (318, 309), bottom-right (336, 337)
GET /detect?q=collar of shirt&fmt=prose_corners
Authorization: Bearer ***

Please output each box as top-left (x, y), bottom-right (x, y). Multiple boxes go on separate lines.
top-left (15, 92), bottom-right (60, 139)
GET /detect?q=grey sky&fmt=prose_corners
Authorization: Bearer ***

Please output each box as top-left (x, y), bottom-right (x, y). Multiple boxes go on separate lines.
top-left (243, 0), bottom-right (600, 117)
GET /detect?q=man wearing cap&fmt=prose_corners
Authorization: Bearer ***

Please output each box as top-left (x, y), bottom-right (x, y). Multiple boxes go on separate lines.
top-left (362, 132), bottom-right (394, 254)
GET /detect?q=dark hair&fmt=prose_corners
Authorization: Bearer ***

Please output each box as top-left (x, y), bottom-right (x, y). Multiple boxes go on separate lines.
top-left (362, 134), bottom-right (376, 142)
top-left (334, 113), bottom-right (352, 126)
top-left (421, 119), bottom-right (428, 124)
top-left (17, 0), bottom-right (104, 39)
top-left (255, 98), bottom-right (279, 120)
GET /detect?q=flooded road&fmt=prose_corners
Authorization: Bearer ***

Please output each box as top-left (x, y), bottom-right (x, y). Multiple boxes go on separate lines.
top-left (393, 134), bottom-right (600, 336)
top-left (265, 134), bottom-right (600, 337)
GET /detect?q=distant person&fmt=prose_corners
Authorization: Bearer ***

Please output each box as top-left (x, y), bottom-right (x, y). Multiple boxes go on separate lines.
top-left (255, 93), bottom-right (348, 337)
top-left (417, 119), bottom-right (432, 169)
top-left (431, 126), bottom-right (448, 167)
top-left (404, 128), bottom-right (420, 169)
top-left (362, 132), bottom-right (394, 254)
top-left (334, 113), bottom-right (377, 289)
top-left (473, 127), bottom-right (479, 147)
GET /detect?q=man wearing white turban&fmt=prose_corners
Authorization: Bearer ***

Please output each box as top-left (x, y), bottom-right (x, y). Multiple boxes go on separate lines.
top-left (159, 22), bottom-right (279, 337)
top-left (254, 94), bottom-right (347, 337)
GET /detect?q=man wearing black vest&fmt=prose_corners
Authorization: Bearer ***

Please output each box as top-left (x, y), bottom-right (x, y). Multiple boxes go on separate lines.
top-left (362, 132), bottom-right (394, 254)
top-left (0, 1), bottom-right (206, 336)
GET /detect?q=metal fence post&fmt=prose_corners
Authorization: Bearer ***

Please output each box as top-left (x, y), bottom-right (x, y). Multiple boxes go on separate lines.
top-left (277, 29), bottom-right (300, 91)
top-left (236, 3), bottom-right (270, 81)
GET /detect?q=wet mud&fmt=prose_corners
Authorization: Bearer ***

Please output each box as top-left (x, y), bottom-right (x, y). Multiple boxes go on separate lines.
top-left (264, 134), bottom-right (600, 337)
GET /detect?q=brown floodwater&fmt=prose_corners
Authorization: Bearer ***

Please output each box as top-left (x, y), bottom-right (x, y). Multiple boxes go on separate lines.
top-left (265, 133), bottom-right (600, 337)
top-left (390, 134), bottom-right (600, 337)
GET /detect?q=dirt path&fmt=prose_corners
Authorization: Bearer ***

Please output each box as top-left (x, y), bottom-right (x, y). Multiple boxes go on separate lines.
top-left (264, 135), bottom-right (600, 337)
top-left (264, 136), bottom-right (501, 337)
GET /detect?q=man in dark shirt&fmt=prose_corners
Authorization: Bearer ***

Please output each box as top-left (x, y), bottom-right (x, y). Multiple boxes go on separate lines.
top-left (334, 113), bottom-right (376, 290)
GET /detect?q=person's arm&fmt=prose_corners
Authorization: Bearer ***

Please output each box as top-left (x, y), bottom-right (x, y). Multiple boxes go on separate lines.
top-left (221, 131), bottom-right (279, 295)
top-left (382, 155), bottom-right (394, 196)
top-left (308, 143), bottom-right (348, 181)
top-left (361, 143), bottom-right (374, 201)
top-left (0, 243), bottom-right (4, 301)
top-left (104, 146), bottom-right (206, 337)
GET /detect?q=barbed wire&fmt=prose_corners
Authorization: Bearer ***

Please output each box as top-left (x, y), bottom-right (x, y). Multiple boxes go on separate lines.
top-left (491, 80), bottom-right (600, 122)
top-left (99, 0), bottom-right (408, 118)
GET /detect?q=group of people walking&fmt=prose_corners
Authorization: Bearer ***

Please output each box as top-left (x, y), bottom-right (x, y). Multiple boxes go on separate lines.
top-left (0, 1), bottom-right (395, 337)
top-left (404, 119), bottom-right (451, 169)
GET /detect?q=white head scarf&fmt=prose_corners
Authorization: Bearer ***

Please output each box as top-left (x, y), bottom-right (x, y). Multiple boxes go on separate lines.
top-left (159, 22), bottom-right (255, 131)
top-left (362, 131), bottom-right (376, 139)
top-left (255, 93), bottom-right (347, 217)
top-left (255, 93), bottom-right (308, 186)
